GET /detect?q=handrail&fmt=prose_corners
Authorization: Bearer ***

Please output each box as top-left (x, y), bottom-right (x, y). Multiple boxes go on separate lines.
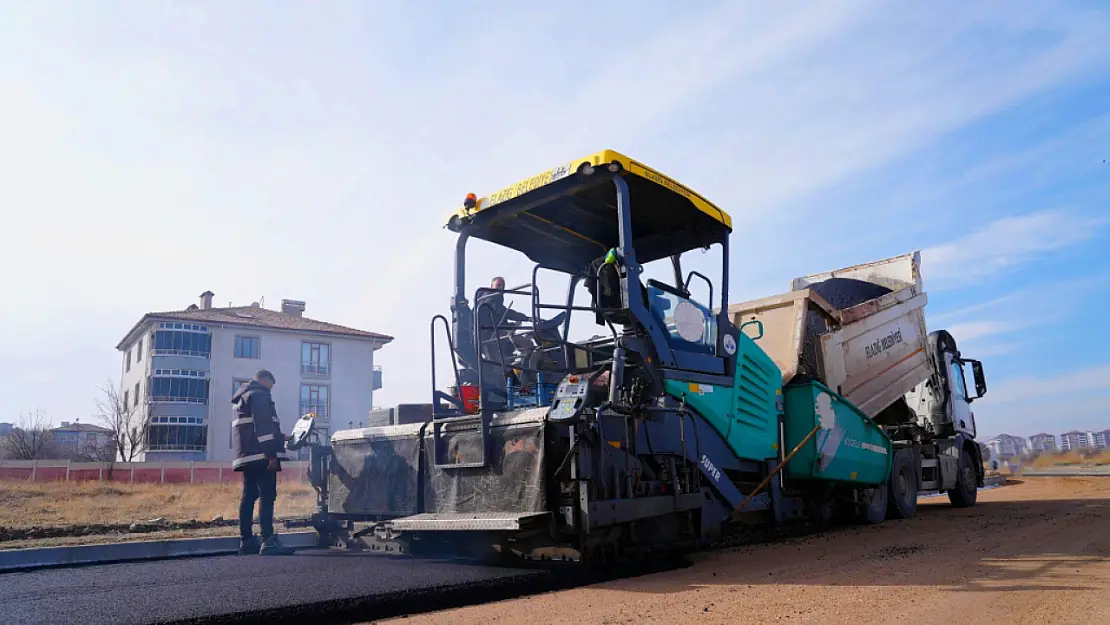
top-left (430, 315), bottom-right (464, 415)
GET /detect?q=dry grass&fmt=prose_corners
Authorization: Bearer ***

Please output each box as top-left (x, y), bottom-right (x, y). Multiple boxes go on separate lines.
top-left (0, 480), bottom-right (316, 528)
top-left (1027, 449), bottom-right (1110, 468)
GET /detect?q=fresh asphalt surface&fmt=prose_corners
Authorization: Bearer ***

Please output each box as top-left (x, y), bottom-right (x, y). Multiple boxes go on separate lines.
top-left (0, 549), bottom-right (553, 625)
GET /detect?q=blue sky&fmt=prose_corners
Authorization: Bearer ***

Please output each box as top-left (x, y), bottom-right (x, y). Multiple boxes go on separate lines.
top-left (0, 1), bottom-right (1107, 439)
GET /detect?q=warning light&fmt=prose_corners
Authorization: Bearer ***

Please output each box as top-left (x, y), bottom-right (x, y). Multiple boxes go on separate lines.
top-left (568, 375), bottom-right (579, 384)
top-left (463, 193), bottom-right (478, 209)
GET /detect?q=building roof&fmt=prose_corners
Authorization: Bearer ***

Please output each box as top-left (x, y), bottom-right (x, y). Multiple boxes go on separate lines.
top-left (1030, 433), bottom-right (1055, 438)
top-left (117, 305), bottom-right (394, 349)
top-left (53, 422), bottom-right (114, 434)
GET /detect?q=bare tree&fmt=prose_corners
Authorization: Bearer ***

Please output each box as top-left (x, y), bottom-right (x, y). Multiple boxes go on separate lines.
top-left (94, 379), bottom-right (145, 462)
top-left (1, 410), bottom-right (57, 460)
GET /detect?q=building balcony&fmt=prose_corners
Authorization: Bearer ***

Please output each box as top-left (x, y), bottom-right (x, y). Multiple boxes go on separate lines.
top-left (151, 348), bottom-right (211, 359)
top-left (145, 443), bottom-right (207, 452)
top-left (148, 396), bottom-right (208, 405)
top-left (300, 403), bottom-right (330, 421)
top-left (373, 366), bottom-right (383, 391)
top-left (301, 361), bottom-right (331, 377)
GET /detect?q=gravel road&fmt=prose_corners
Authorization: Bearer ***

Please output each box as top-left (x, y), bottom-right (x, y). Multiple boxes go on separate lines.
top-left (384, 478), bottom-right (1110, 625)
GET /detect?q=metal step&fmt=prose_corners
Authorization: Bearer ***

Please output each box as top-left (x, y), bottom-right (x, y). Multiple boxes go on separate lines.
top-left (921, 480), bottom-right (939, 490)
top-left (387, 511), bottom-right (550, 532)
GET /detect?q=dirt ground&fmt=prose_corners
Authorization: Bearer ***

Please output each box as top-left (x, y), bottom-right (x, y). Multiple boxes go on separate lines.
top-left (0, 480), bottom-right (316, 549)
top-left (387, 477), bottom-right (1110, 625)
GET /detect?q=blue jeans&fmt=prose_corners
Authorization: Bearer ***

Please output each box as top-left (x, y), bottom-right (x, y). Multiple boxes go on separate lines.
top-left (240, 464), bottom-right (277, 540)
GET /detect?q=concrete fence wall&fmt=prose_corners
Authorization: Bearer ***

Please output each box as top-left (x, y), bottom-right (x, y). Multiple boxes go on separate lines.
top-left (0, 460), bottom-right (310, 484)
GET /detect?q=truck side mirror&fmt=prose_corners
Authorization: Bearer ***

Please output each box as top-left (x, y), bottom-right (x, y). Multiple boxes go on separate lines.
top-left (966, 359), bottom-right (986, 399)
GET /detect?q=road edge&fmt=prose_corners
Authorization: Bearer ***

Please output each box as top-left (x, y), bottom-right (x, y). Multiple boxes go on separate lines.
top-left (0, 531), bottom-right (320, 573)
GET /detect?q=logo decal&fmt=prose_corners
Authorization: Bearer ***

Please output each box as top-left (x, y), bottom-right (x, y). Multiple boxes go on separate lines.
top-left (722, 333), bottom-right (737, 356)
top-left (700, 454), bottom-right (722, 482)
top-left (815, 392), bottom-right (845, 470)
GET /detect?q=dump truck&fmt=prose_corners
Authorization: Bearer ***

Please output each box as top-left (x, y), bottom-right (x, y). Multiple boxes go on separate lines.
top-left (287, 150), bottom-right (988, 562)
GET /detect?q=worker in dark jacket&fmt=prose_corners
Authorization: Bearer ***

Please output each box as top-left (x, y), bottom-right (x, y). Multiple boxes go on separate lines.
top-left (477, 277), bottom-right (529, 409)
top-left (232, 370), bottom-right (295, 556)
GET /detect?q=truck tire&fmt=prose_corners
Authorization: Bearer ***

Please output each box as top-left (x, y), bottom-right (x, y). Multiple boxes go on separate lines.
top-left (886, 449), bottom-right (918, 519)
top-left (948, 447), bottom-right (978, 508)
top-left (857, 484), bottom-right (888, 524)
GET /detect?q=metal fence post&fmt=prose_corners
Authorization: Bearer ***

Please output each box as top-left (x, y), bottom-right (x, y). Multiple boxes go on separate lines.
top-left (31, 460), bottom-right (37, 482)
top-left (190, 462), bottom-right (196, 484)
top-left (65, 461), bottom-right (71, 482)
top-left (160, 462), bottom-right (166, 483)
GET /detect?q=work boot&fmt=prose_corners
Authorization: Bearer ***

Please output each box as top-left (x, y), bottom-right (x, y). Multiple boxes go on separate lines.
top-left (238, 535), bottom-right (260, 555)
top-left (259, 534), bottom-right (296, 556)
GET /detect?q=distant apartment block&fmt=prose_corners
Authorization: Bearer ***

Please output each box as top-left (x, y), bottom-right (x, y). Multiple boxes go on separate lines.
top-left (1030, 433), bottom-right (1057, 453)
top-left (0, 422), bottom-right (12, 436)
top-left (987, 434), bottom-right (1028, 460)
top-left (1060, 430), bottom-right (1096, 451)
top-left (52, 421), bottom-right (115, 460)
top-left (1093, 430), bottom-right (1110, 450)
top-left (116, 292), bottom-right (393, 462)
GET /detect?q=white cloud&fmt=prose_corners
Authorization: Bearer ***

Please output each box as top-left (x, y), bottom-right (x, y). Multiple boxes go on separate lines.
top-left (921, 210), bottom-right (1110, 289)
top-left (926, 271), bottom-right (1110, 361)
top-left (973, 364), bottom-right (1110, 437)
top-left (978, 365), bottom-right (1110, 407)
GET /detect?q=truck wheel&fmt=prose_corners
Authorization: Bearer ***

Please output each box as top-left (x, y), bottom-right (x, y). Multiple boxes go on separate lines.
top-left (948, 447), bottom-right (978, 508)
top-left (886, 449), bottom-right (918, 519)
top-left (858, 484), bottom-right (888, 524)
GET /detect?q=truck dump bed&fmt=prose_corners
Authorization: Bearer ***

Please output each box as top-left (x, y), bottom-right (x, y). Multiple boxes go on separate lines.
top-left (727, 252), bottom-right (930, 419)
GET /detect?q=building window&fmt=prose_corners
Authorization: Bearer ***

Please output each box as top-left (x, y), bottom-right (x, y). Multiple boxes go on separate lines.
top-left (134, 381), bottom-right (141, 408)
top-left (149, 369), bottom-right (209, 404)
top-left (146, 416), bottom-right (207, 452)
top-left (136, 338), bottom-right (143, 362)
top-left (300, 384), bottom-right (330, 421)
top-left (235, 335), bottom-right (261, 359)
top-left (125, 349), bottom-right (132, 372)
top-left (124, 389), bottom-right (130, 408)
top-left (152, 325), bottom-right (212, 358)
top-left (302, 342), bottom-right (331, 376)
top-left (232, 378), bottom-right (251, 398)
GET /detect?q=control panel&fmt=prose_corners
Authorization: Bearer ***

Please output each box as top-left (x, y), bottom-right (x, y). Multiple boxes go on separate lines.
top-left (547, 374), bottom-right (590, 423)
top-left (286, 413), bottom-right (316, 451)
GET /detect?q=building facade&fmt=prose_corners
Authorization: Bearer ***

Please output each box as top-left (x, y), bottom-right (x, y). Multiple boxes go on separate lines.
top-left (51, 421), bottom-right (115, 460)
top-left (1092, 430), bottom-right (1110, 450)
top-left (1029, 433), bottom-right (1057, 453)
top-left (116, 293), bottom-right (392, 462)
top-left (1060, 430), bottom-right (1095, 451)
top-left (987, 434), bottom-right (1028, 460)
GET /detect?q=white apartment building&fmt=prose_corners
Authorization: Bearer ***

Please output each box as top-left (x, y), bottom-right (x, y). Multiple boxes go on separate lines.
top-left (116, 292), bottom-right (392, 462)
top-left (1092, 430), bottom-right (1110, 450)
top-left (1029, 433), bottom-right (1057, 453)
top-left (987, 434), bottom-right (1028, 460)
top-left (52, 421), bottom-right (115, 460)
top-left (1060, 430), bottom-right (1095, 451)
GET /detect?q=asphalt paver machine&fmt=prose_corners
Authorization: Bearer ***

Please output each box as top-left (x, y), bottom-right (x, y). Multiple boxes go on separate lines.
top-left (293, 150), bottom-right (988, 563)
